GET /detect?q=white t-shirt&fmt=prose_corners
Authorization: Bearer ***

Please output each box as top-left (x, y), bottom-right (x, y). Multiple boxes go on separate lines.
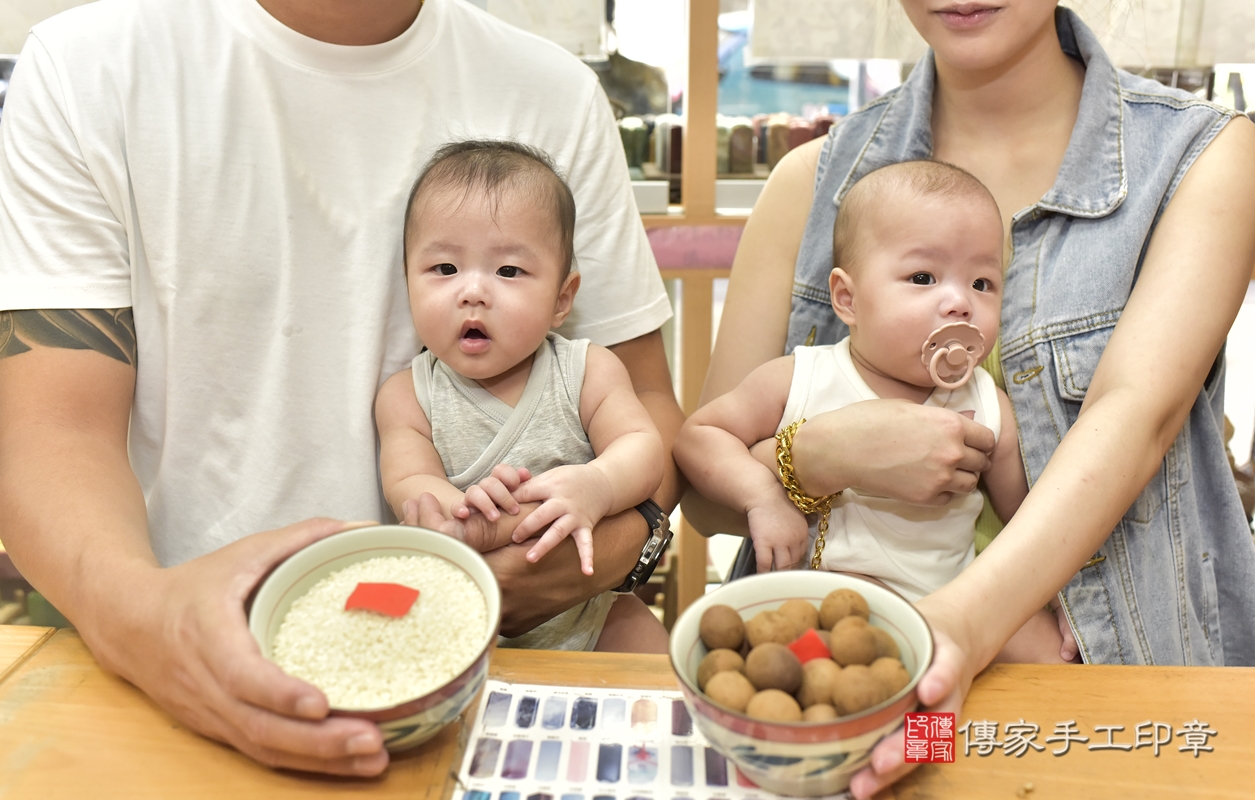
top-left (0, 0), bottom-right (671, 566)
top-left (780, 339), bottom-right (1000, 600)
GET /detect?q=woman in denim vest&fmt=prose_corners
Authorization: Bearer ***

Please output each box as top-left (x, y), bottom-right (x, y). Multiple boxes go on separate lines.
top-left (693, 3), bottom-right (1255, 797)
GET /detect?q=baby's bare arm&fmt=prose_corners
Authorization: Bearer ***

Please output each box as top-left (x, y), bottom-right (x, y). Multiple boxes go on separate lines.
top-left (981, 388), bottom-right (1029, 523)
top-left (512, 347), bottom-right (664, 571)
top-left (676, 357), bottom-right (811, 570)
top-left (675, 356), bottom-right (796, 514)
top-left (375, 370), bottom-right (515, 551)
top-left (516, 346), bottom-right (664, 522)
top-left (577, 345), bottom-right (666, 514)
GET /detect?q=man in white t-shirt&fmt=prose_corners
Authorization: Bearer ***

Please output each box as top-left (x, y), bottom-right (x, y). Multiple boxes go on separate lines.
top-left (0, 0), bottom-right (683, 776)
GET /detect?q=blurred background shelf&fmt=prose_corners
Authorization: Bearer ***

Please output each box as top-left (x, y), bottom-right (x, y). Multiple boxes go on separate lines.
top-left (1, 0), bottom-right (1254, 634)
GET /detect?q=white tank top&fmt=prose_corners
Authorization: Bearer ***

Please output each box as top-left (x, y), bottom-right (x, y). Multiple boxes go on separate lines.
top-left (779, 338), bottom-right (1000, 601)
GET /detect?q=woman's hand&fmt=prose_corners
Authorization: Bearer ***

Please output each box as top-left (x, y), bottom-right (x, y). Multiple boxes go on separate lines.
top-left (790, 400), bottom-right (996, 504)
top-left (848, 597), bottom-right (979, 799)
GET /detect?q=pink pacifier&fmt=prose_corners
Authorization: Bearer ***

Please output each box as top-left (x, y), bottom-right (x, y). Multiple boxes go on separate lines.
top-left (921, 322), bottom-right (986, 390)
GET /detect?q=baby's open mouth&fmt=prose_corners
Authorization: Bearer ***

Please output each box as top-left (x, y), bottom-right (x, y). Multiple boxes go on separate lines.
top-left (459, 323), bottom-right (491, 353)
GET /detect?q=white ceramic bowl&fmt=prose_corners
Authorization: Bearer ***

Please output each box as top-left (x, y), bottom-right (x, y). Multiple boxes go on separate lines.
top-left (248, 524), bottom-right (501, 752)
top-left (669, 571), bottom-right (933, 796)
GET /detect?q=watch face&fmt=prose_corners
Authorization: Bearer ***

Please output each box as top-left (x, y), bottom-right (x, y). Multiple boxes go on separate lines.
top-left (616, 501), bottom-right (671, 592)
top-left (638, 530), bottom-right (671, 580)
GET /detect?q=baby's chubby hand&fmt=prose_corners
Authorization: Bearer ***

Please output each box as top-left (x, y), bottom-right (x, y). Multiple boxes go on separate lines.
top-left (453, 464), bottom-right (532, 522)
top-left (746, 492), bottom-right (810, 573)
top-left (511, 464), bottom-right (614, 576)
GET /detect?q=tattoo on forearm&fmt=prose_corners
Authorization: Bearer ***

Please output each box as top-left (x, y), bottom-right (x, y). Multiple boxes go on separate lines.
top-left (0, 308), bottom-right (137, 365)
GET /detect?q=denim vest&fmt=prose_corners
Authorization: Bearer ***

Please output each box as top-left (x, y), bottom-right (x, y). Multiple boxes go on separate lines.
top-left (785, 9), bottom-right (1255, 666)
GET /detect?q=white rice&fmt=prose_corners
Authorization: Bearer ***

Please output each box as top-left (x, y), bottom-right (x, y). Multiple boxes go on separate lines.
top-left (271, 554), bottom-right (488, 709)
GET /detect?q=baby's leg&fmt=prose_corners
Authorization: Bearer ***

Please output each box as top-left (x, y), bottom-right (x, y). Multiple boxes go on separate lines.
top-left (593, 593), bottom-right (669, 654)
top-left (994, 607), bottom-right (1071, 664)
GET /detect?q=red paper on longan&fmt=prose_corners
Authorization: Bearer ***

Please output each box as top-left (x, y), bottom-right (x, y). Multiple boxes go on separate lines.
top-left (788, 628), bottom-right (832, 664)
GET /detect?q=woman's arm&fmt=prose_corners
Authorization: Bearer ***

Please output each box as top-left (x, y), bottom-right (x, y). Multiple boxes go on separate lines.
top-left (852, 116), bottom-right (1255, 799)
top-left (943, 115), bottom-right (1255, 665)
top-left (700, 140), bottom-right (822, 402)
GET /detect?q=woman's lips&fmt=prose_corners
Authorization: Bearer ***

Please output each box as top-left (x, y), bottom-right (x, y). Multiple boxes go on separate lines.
top-left (935, 4), bottom-right (1000, 29)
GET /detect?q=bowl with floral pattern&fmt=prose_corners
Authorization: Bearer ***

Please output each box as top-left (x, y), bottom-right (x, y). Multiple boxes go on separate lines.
top-left (669, 570), bottom-right (933, 796)
top-left (248, 524), bottom-right (501, 752)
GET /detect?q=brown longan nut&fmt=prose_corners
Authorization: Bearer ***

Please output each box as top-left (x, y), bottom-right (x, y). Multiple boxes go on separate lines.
top-left (776, 598), bottom-right (820, 632)
top-left (869, 656), bottom-right (911, 698)
top-left (699, 604), bottom-right (746, 651)
top-left (705, 669), bottom-right (756, 713)
top-left (745, 689), bottom-right (802, 723)
top-left (819, 588), bottom-right (870, 629)
top-left (797, 657), bottom-right (842, 708)
top-left (834, 615), bottom-right (869, 631)
top-left (869, 626), bottom-right (900, 660)
top-left (744, 610), bottom-right (801, 648)
top-left (802, 703), bottom-right (839, 722)
top-left (828, 616), bottom-right (878, 666)
top-left (831, 664), bottom-right (887, 716)
top-left (697, 648), bottom-right (745, 691)
top-left (744, 643), bottom-right (802, 694)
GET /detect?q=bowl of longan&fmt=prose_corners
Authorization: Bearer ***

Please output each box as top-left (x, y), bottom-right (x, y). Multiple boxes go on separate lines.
top-left (668, 570), bottom-right (933, 797)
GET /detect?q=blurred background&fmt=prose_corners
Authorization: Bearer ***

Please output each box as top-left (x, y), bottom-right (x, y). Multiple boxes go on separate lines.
top-left (1, 0), bottom-right (1253, 623)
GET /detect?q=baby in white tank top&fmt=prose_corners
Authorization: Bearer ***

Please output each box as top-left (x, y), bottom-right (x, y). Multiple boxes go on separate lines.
top-left (677, 160), bottom-right (1070, 662)
top-left (375, 141), bottom-right (666, 652)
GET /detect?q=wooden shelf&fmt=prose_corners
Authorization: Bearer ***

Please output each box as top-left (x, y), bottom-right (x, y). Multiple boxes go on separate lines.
top-left (641, 212), bottom-right (748, 228)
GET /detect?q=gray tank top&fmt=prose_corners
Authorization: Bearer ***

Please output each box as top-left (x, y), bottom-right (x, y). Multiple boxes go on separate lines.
top-left (411, 332), bottom-right (613, 651)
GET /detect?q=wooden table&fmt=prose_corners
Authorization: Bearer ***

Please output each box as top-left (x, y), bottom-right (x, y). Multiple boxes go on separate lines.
top-left (1, 627), bottom-right (1252, 799)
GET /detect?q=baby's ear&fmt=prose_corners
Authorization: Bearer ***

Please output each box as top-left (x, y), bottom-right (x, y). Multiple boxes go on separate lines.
top-left (828, 268), bottom-right (857, 326)
top-left (551, 271), bottom-right (581, 328)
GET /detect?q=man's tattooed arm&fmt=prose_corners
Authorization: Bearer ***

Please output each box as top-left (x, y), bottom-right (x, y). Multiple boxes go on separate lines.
top-left (0, 309), bottom-right (136, 365)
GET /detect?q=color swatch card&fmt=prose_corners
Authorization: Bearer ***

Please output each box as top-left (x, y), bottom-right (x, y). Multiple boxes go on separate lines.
top-left (456, 680), bottom-right (853, 800)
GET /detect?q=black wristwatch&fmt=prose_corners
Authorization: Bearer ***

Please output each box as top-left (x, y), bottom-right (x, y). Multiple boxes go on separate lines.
top-left (612, 499), bottom-right (672, 593)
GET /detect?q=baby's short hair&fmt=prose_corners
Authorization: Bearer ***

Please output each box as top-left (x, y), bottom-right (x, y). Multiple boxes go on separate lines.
top-left (833, 160), bottom-right (1000, 272)
top-left (404, 140), bottom-right (577, 277)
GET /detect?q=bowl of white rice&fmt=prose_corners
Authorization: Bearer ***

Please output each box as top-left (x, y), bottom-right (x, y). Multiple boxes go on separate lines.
top-left (248, 524), bottom-right (500, 752)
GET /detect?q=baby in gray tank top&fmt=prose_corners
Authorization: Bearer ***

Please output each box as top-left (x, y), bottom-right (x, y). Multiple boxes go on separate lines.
top-left (375, 140), bottom-right (666, 652)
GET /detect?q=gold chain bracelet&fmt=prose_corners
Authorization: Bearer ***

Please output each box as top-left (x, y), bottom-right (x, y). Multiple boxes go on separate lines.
top-left (775, 419), bottom-right (841, 569)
